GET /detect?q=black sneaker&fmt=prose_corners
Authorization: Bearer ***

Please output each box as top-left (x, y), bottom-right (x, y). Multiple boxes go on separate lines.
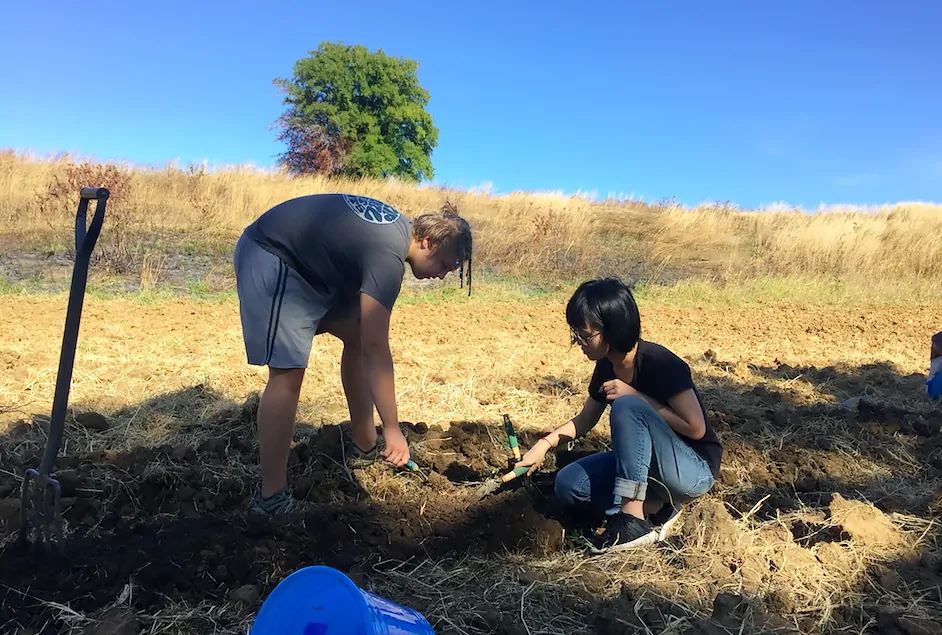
top-left (648, 504), bottom-right (682, 541)
top-left (588, 512), bottom-right (657, 554)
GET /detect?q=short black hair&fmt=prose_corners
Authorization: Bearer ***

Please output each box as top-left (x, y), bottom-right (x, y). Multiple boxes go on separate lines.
top-left (565, 277), bottom-right (641, 353)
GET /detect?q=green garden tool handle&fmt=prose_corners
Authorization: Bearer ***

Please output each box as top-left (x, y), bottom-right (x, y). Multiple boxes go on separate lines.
top-left (502, 465), bottom-right (531, 482)
top-left (503, 414), bottom-right (521, 461)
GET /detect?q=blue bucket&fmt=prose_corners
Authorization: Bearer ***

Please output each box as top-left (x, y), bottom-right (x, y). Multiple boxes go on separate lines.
top-left (928, 372), bottom-right (942, 400)
top-left (250, 565), bottom-right (435, 635)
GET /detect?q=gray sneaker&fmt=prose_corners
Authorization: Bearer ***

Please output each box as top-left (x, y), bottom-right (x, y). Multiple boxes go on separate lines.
top-left (345, 435), bottom-right (386, 469)
top-left (250, 486), bottom-right (299, 516)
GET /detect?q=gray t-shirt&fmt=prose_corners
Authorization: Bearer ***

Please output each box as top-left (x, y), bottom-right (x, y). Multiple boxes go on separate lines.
top-left (243, 193), bottom-right (412, 311)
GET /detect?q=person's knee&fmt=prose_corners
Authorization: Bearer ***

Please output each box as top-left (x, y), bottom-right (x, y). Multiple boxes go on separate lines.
top-left (554, 463), bottom-right (587, 507)
top-left (610, 394), bottom-right (649, 424)
top-left (267, 367), bottom-right (305, 394)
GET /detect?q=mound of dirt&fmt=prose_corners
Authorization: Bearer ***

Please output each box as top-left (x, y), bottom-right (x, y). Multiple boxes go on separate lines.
top-left (829, 493), bottom-right (902, 548)
top-left (681, 499), bottom-right (742, 550)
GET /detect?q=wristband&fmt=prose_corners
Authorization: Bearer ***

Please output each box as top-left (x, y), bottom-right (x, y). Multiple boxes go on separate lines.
top-left (538, 436), bottom-right (554, 449)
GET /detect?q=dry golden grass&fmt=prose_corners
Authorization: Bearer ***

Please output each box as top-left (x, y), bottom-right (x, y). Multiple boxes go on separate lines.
top-left (3, 150), bottom-right (942, 286)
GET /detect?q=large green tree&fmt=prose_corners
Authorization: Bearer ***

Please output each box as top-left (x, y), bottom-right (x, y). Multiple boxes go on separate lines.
top-left (273, 41), bottom-right (439, 182)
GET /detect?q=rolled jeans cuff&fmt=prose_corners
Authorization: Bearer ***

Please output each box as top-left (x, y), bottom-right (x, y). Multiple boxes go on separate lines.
top-left (614, 477), bottom-right (647, 501)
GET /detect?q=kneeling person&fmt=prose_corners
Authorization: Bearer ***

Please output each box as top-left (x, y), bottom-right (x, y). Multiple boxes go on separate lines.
top-left (516, 278), bottom-right (723, 553)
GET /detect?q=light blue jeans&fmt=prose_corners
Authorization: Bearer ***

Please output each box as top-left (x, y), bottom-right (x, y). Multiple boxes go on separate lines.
top-left (554, 395), bottom-right (715, 514)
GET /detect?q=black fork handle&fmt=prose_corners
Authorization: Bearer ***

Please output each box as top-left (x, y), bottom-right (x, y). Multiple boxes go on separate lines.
top-left (38, 188), bottom-right (108, 476)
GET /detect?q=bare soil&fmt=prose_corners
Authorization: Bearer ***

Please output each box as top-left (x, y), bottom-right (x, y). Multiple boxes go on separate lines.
top-left (1, 296), bottom-right (941, 634)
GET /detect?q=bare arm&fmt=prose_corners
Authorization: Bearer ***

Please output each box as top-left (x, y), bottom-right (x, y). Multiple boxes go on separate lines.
top-left (624, 387), bottom-right (706, 440)
top-left (540, 397), bottom-right (606, 449)
top-left (515, 397), bottom-right (606, 473)
top-left (601, 380), bottom-right (706, 441)
top-left (663, 389), bottom-right (707, 440)
top-left (359, 294), bottom-right (398, 433)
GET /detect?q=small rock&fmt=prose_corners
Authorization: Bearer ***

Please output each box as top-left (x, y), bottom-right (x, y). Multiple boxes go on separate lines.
top-left (75, 412), bottom-right (109, 431)
top-left (229, 584), bottom-right (260, 605)
top-left (841, 396), bottom-right (863, 409)
top-left (899, 616), bottom-right (942, 635)
top-left (81, 607), bottom-right (139, 635)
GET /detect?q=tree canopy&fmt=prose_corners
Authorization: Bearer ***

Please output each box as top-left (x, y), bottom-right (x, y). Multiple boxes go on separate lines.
top-left (273, 41), bottom-right (439, 182)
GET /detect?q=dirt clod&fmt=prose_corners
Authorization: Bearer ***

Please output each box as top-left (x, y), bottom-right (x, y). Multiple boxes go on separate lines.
top-left (878, 566), bottom-right (902, 592)
top-left (711, 593), bottom-right (751, 627)
top-left (81, 607), bottom-right (139, 635)
top-left (74, 412), bottom-right (109, 431)
top-left (229, 584), bottom-right (260, 605)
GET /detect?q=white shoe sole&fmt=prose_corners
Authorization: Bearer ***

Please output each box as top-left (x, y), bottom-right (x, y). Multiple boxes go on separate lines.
top-left (656, 509), bottom-right (682, 541)
top-left (587, 529), bottom-right (658, 554)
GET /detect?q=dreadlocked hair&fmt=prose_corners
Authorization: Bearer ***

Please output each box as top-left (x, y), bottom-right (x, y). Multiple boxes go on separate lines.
top-left (412, 200), bottom-right (473, 296)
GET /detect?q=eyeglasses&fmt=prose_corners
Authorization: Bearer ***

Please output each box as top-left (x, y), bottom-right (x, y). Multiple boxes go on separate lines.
top-left (570, 329), bottom-right (600, 346)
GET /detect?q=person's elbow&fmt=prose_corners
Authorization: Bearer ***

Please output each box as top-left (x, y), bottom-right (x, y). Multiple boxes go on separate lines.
top-left (681, 412), bottom-right (707, 440)
top-left (686, 421), bottom-right (706, 440)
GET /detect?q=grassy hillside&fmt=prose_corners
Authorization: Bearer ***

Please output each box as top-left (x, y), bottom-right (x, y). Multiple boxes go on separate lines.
top-left (2, 150), bottom-right (941, 300)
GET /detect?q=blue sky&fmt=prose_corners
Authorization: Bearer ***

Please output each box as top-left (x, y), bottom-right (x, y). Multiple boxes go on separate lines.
top-left (2, 0), bottom-right (940, 209)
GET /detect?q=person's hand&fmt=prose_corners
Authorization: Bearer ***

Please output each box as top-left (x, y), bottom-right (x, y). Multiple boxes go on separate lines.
top-left (601, 379), bottom-right (636, 402)
top-left (382, 426), bottom-right (411, 467)
top-left (515, 438), bottom-right (552, 476)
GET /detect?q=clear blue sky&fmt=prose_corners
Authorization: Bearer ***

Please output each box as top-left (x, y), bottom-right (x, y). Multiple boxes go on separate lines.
top-left (2, 0), bottom-right (940, 209)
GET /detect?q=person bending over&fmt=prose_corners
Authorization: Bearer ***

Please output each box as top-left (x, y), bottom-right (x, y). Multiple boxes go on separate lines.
top-left (234, 193), bottom-right (472, 516)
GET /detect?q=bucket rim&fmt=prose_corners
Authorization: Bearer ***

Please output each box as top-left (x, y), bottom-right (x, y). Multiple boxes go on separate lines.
top-left (252, 565), bottom-right (375, 635)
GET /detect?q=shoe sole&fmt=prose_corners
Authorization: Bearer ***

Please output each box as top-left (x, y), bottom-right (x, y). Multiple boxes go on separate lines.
top-left (587, 529), bottom-right (658, 554)
top-left (656, 509), bottom-right (682, 541)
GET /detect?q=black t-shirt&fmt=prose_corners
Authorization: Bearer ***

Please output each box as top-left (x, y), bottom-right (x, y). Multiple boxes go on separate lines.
top-left (244, 194), bottom-right (412, 312)
top-left (587, 340), bottom-right (723, 477)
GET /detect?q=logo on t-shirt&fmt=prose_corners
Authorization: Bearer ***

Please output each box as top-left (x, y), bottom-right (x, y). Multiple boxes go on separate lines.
top-left (342, 194), bottom-right (401, 225)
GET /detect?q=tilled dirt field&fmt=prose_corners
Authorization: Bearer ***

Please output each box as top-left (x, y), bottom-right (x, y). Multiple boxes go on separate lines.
top-left (1, 295), bottom-right (941, 634)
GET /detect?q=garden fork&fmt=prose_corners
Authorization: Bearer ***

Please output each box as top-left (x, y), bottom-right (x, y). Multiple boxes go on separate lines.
top-left (19, 187), bottom-right (107, 553)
